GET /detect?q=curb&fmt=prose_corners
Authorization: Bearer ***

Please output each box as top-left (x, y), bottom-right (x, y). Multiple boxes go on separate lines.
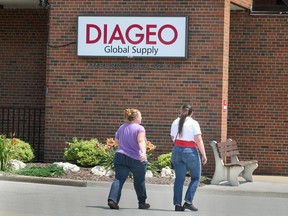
top-left (0, 174), bottom-right (87, 187)
top-left (0, 174), bottom-right (169, 189)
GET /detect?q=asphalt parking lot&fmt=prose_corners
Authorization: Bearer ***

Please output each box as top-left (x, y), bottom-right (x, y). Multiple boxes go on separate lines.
top-left (0, 175), bottom-right (287, 216)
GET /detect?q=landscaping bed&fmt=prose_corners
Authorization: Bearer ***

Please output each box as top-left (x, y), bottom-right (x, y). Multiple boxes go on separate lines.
top-left (25, 163), bottom-right (200, 186)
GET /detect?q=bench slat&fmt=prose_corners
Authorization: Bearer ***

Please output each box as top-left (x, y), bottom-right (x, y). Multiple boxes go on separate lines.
top-left (238, 160), bottom-right (258, 166)
top-left (224, 163), bottom-right (243, 167)
top-left (217, 140), bottom-right (240, 158)
top-left (220, 150), bottom-right (239, 157)
top-left (225, 160), bottom-right (258, 167)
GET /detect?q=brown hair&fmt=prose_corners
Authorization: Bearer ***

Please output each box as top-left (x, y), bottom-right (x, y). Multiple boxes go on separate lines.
top-left (124, 108), bottom-right (140, 122)
top-left (178, 104), bottom-right (193, 136)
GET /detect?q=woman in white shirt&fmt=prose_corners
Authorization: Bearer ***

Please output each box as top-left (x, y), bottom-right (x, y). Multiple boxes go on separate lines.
top-left (170, 104), bottom-right (207, 212)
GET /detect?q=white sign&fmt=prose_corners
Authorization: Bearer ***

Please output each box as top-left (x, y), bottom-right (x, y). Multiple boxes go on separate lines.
top-left (77, 16), bottom-right (187, 58)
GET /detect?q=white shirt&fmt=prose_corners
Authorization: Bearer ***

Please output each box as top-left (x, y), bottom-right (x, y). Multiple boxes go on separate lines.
top-left (170, 117), bottom-right (202, 141)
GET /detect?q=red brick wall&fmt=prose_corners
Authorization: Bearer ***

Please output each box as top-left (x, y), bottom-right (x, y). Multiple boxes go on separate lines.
top-left (2, 1), bottom-right (286, 176)
top-left (44, 0), bottom-right (229, 175)
top-left (229, 11), bottom-right (288, 175)
top-left (0, 10), bottom-right (48, 107)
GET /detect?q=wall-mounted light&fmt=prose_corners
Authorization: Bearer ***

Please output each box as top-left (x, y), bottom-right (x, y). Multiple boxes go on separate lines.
top-left (39, 0), bottom-right (50, 8)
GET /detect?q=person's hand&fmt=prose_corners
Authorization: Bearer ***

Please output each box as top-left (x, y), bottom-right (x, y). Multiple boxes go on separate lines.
top-left (140, 153), bottom-right (147, 162)
top-left (201, 155), bottom-right (207, 165)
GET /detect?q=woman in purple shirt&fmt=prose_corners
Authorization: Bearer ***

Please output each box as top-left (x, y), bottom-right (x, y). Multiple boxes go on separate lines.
top-left (107, 108), bottom-right (150, 210)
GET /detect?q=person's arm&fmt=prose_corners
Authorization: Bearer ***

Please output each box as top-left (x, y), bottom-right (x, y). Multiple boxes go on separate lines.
top-left (170, 120), bottom-right (178, 142)
top-left (194, 134), bottom-right (207, 165)
top-left (114, 137), bottom-right (119, 146)
top-left (138, 131), bottom-right (147, 162)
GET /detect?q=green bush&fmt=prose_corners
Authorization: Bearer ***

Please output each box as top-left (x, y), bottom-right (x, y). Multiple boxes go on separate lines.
top-left (64, 137), bottom-right (106, 166)
top-left (1, 136), bottom-right (34, 171)
top-left (64, 137), bottom-right (159, 173)
top-left (157, 152), bottom-right (172, 169)
top-left (10, 139), bottom-right (34, 162)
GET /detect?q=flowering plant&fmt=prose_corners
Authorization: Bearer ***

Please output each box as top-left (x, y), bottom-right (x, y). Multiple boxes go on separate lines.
top-left (105, 138), bottom-right (118, 150)
top-left (102, 138), bottom-right (157, 173)
top-left (0, 134), bottom-right (16, 171)
top-left (145, 141), bottom-right (157, 175)
top-left (146, 141), bottom-right (156, 152)
top-left (105, 138), bottom-right (156, 152)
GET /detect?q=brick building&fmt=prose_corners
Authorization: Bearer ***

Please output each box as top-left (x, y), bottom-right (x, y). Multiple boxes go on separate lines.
top-left (0, 0), bottom-right (287, 176)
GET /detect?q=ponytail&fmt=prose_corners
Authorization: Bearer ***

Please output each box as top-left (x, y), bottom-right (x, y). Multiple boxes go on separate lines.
top-left (178, 104), bottom-right (193, 136)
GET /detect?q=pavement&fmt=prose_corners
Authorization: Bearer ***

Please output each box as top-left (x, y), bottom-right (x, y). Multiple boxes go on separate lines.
top-left (0, 174), bottom-right (288, 216)
top-left (1, 173), bottom-right (288, 196)
top-left (198, 175), bottom-right (288, 197)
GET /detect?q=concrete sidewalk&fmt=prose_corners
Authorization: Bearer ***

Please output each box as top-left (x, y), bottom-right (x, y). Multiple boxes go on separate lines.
top-left (197, 175), bottom-right (288, 198)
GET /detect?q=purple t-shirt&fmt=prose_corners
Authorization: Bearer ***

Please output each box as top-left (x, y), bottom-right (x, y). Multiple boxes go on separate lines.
top-left (115, 123), bottom-right (145, 161)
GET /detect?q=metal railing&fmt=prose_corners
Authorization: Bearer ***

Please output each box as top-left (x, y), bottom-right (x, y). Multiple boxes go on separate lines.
top-left (0, 106), bottom-right (45, 161)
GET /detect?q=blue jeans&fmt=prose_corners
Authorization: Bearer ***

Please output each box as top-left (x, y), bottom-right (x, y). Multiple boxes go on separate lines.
top-left (171, 146), bottom-right (201, 206)
top-left (108, 153), bottom-right (147, 204)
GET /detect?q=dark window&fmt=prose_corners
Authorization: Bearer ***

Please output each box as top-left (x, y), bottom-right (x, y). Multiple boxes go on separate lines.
top-left (252, 0), bottom-right (288, 13)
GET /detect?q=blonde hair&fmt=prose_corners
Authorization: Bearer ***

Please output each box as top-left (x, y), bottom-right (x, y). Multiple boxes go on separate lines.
top-left (124, 108), bottom-right (140, 122)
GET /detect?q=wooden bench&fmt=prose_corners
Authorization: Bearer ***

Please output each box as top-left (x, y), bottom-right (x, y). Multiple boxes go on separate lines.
top-left (210, 139), bottom-right (258, 186)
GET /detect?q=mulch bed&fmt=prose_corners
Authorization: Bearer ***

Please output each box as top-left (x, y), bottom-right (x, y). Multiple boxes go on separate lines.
top-left (25, 163), bottom-right (209, 186)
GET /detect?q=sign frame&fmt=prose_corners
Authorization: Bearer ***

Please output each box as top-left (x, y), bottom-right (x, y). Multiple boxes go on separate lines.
top-left (77, 15), bottom-right (188, 58)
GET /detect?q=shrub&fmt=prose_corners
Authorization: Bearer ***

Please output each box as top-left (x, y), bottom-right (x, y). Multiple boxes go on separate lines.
top-left (10, 139), bottom-right (34, 162)
top-left (64, 137), bottom-right (105, 166)
top-left (1, 135), bottom-right (35, 171)
top-left (157, 152), bottom-right (172, 169)
top-left (64, 137), bottom-right (158, 173)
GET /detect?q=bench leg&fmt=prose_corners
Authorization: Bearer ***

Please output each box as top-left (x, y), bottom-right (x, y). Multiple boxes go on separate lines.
top-left (241, 163), bottom-right (258, 182)
top-left (210, 161), bottom-right (228, 185)
top-left (227, 166), bottom-right (244, 186)
top-left (211, 168), bottom-right (226, 185)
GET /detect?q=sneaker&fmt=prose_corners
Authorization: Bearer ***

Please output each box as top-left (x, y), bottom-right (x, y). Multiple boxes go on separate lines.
top-left (183, 202), bottom-right (198, 211)
top-left (175, 205), bottom-right (185, 211)
top-left (138, 203), bottom-right (150, 209)
top-left (108, 199), bottom-right (119, 210)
